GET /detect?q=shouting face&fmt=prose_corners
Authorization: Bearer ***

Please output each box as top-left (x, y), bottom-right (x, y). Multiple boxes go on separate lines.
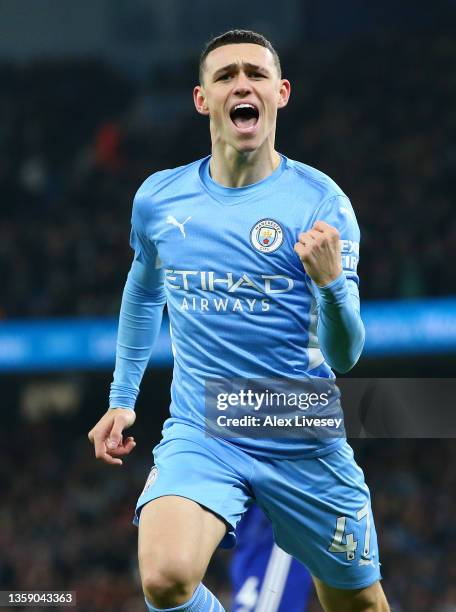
top-left (194, 43), bottom-right (290, 154)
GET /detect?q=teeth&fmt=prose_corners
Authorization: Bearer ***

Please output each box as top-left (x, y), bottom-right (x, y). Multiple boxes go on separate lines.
top-left (234, 103), bottom-right (255, 111)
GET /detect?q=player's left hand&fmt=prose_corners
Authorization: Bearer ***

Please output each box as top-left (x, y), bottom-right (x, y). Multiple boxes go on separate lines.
top-left (294, 220), bottom-right (342, 287)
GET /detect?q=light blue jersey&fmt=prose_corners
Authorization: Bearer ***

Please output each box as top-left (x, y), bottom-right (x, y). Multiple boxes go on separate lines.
top-left (115, 155), bottom-right (381, 591)
top-left (110, 154), bottom-right (364, 458)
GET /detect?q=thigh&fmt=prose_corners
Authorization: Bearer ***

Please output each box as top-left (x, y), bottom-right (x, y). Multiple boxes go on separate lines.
top-left (133, 424), bottom-right (254, 548)
top-left (138, 495), bottom-right (226, 584)
top-left (253, 441), bottom-right (382, 590)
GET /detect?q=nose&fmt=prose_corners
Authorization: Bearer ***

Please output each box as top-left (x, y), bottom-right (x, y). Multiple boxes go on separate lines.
top-left (233, 72), bottom-right (252, 96)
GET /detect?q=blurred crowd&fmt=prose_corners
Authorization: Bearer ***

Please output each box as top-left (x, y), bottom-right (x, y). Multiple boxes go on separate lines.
top-left (0, 415), bottom-right (229, 612)
top-left (351, 440), bottom-right (456, 612)
top-left (1, 413), bottom-right (455, 612)
top-left (1, 30), bottom-right (455, 319)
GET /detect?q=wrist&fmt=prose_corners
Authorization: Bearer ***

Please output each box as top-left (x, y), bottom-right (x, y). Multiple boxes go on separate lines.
top-left (316, 272), bottom-right (348, 305)
top-left (109, 406), bottom-right (135, 410)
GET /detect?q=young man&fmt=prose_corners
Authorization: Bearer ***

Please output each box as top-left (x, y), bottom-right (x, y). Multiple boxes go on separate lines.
top-left (88, 30), bottom-right (390, 612)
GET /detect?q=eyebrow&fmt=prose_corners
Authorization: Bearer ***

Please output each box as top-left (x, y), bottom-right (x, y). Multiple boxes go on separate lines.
top-left (212, 62), bottom-right (270, 80)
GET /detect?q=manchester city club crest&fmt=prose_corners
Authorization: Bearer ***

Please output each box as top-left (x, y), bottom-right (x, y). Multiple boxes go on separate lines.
top-left (250, 218), bottom-right (284, 253)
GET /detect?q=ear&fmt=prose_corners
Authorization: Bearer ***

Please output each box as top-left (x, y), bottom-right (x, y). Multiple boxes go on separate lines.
top-left (193, 85), bottom-right (210, 116)
top-left (277, 79), bottom-right (291, 110)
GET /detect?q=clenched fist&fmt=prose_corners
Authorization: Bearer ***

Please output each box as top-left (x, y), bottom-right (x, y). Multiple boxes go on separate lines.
top-left (294, 220), bottom-right (342, 287)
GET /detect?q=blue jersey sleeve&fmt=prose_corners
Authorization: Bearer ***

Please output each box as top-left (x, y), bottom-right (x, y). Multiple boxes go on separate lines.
top-left (109, 192), bottom-right (166, 410)
top-left (309, 195), bottom-right (365, 373)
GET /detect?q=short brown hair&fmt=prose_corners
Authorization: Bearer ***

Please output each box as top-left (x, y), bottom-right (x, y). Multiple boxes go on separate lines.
top-left (199, 29), bottom-right (281, 83)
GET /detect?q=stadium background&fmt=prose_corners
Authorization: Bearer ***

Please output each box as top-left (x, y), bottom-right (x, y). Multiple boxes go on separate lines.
top-left (1, 1), bottom-right (456, 610)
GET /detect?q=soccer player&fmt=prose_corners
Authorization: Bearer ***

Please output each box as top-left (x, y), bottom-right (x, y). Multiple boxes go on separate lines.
top-left (88, 30), bottom-right (390, 612)
top-left (231, 503), bottom-right (313, 612)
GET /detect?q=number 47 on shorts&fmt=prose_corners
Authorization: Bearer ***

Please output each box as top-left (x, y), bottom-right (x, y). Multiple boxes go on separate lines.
top-left (329, 502), bottom-right (373, 563)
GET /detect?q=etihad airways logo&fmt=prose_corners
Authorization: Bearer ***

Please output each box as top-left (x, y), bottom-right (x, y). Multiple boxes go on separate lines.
top-left (164, 269), bottom-right (295, 313)
top-left (165, 270), bottom-right (294, 294)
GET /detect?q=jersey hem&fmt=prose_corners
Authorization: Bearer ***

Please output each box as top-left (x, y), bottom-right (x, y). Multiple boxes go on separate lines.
top-left (163, 417), bottom-right (347, 460)
top-left (310, 567), bottom-right (383, 591)
top-left (132, 493), bottom-right (237, 549)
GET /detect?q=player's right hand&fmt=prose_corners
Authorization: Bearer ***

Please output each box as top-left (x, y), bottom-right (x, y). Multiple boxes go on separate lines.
top-left (88, 408), bottom-right (137, 466)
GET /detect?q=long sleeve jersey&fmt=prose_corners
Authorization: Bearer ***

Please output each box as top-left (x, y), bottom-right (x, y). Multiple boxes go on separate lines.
top-left (110, 154), bottom-right (364, 458)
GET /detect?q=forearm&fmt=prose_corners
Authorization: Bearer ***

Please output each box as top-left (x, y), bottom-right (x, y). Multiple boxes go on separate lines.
top-left (109, 263), bottom-right (166, 409)
top-left (316, 273), bottom-right (365, 373)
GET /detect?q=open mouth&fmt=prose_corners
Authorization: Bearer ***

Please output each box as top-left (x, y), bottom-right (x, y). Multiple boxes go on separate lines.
top-left (229, 103), bottom-right (259, 130)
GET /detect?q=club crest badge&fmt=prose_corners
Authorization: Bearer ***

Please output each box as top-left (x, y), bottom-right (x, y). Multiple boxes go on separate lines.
top-left (142, 466), bottom-right (158, 495)
top-left (250, 219), bottom-right (284, 253)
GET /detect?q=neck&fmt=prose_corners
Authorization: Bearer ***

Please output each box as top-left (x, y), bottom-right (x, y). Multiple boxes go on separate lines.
top-left (209, 144), bottom-right (281, 188)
